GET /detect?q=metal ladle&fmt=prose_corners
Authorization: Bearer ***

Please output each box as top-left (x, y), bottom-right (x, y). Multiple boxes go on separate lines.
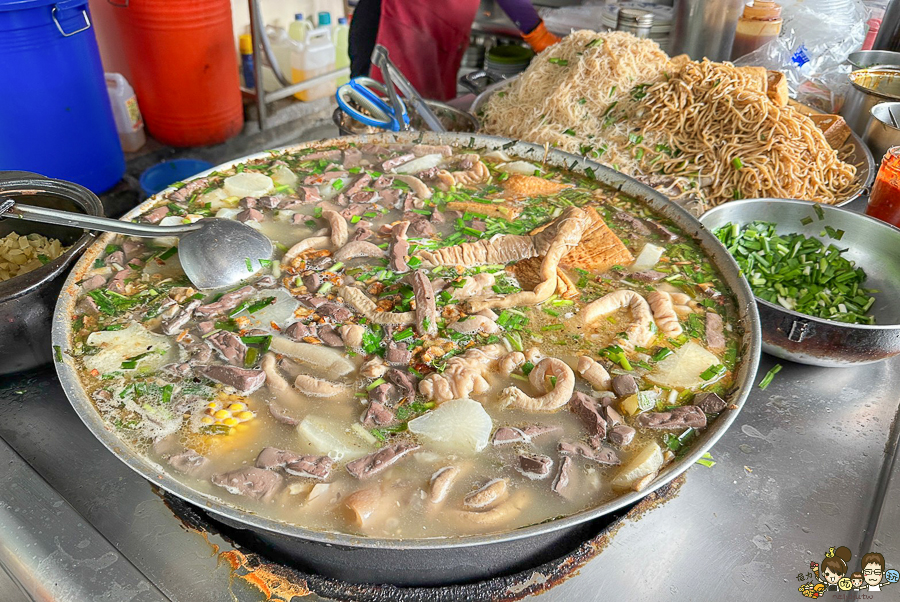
top-left (0, 199), bottom-right (273, 290)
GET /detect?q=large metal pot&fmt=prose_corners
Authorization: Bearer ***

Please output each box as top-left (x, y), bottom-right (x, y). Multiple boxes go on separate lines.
top-left (0, 172), bottom-right (101, 375)
top-left (863, 102), bottom-right (900, 162)
top-left (841, 67), bottom-right (900, 135)
top-left (51, 132), bottom-right (761, 586)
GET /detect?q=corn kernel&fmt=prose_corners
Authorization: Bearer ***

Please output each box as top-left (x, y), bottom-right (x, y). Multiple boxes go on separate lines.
top-left (236, 411), bottom-right (254, 421)
top-left (207, 401), bottom-right (218, 409)
top-left (200, 416), bottom-right (214, 425)
top-left (213, 409), bottom-right (230, 420)
top-left (228, 403), bottom-right (247, 412)
top-left (222, 417), bottom-right (239, 427)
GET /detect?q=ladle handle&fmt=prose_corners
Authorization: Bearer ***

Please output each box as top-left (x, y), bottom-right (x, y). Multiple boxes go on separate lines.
top-left (0, 200), bottom-right (203, 238)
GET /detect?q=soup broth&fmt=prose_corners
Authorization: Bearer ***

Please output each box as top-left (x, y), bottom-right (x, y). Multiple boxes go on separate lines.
top-left (66, 140), bottom-right (742, 538)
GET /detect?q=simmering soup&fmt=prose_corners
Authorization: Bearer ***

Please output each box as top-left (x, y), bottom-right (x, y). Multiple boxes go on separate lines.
top-left (66, 140), bottom-right (742, 538)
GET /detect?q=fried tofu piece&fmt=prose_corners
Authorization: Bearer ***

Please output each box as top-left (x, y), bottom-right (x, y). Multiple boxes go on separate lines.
top-left (809, 114), bottom-right (852, 149)
top-left (738, 66), bottom-right (768, 92)
top-left (501, 175), bottom-right (571, 197)
top-left (561, 207), bottom-right (634, 272)
top-left (766, 70), bottom-right (789, 107)
top-left (447, 201), bottom-right (521, 221)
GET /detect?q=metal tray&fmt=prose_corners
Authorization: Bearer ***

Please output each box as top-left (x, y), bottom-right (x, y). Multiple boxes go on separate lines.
top-left (470, 75), bottom-right (875, 210)
top-left (51, 131), bottom-right (761, 585)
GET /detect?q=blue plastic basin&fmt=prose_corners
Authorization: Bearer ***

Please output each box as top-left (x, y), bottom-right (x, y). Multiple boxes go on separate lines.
top-left (139, 159), bottom-right (213, 196)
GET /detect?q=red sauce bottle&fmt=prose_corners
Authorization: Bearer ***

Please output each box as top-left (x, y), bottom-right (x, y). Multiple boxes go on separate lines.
top-left (866, 147), bottom-right (900, 228)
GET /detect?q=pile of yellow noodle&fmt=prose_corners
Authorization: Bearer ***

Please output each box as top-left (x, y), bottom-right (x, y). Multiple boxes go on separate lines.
top-left (480, 31), bottom-right (859, 211)
top-left (635, 60), bottom-right (858, 210)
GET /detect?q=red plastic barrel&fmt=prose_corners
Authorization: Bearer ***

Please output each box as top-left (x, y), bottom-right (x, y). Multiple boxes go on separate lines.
top-left (110, 0), bottom-right (243, 147)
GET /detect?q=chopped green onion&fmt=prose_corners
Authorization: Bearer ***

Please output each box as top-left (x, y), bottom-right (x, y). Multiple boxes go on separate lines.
top-left (758, 364), bottom-right (782, 390)
top-left (695, 452), bottom-right (716, 468)
top-left (366, 378), bottom-right (385, 391)
top-left (731, 157), bottom-right (743, 170)
top-left (699, 364), bottom-right (725, 381)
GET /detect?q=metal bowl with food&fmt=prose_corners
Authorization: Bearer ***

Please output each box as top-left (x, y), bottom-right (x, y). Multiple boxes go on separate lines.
top-left (700, 198), bottom-right (900, 367)
top-left (472, 74), bottom-right (874, 213)
top-left (0, 172), bottom-right (101, 374)
top-left (52, 132), bottom-right (760, 585)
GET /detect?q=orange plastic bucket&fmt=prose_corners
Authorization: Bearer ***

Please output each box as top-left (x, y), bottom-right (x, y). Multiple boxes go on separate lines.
top-left (110, 0), bottom-right (243, 147)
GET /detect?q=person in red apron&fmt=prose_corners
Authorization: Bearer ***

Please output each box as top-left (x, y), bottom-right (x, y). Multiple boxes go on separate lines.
top-left (349, 0), bottom-right (559, 101)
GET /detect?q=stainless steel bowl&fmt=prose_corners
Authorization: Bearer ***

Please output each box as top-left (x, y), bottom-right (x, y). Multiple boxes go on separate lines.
top-left (333, 100), bottom-right (479, 136)
top-left (52, 132), bottom-right (761, 585)
top-left (842, 67), bottom-right (900, 136)
top-left (864, 102), bottom-right (900, 162)
top-left (700, 199), bottom-right (900, 367)
top-left (848, 50), bottom-right (900, 70)
top-left (472, 75), bottom-right (874, 210)
top-left (0, 172), bottom-right (101, 375)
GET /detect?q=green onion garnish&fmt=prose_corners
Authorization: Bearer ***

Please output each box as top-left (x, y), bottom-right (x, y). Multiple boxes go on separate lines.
top-left (758, 364), bottom-right (782, 390)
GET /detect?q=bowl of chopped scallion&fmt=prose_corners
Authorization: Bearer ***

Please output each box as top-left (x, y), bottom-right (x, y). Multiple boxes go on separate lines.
top-left (700, 199), bottom-right (900, 367)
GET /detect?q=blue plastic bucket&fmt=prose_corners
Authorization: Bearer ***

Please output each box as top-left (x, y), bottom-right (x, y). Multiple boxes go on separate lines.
top-left (0, 0), bottom-right (125, 193)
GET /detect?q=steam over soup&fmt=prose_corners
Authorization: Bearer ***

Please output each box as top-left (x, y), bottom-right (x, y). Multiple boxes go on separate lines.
top-left (67, 141), bottom-right (742, 538)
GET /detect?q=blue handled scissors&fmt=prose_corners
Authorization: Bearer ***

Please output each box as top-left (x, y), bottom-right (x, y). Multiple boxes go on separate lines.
top-left (336, 77), bottom-right (410, 132)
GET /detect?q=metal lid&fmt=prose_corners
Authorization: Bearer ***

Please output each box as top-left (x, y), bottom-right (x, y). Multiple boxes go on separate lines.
top-left (618, 8), bottom-right (654, 27)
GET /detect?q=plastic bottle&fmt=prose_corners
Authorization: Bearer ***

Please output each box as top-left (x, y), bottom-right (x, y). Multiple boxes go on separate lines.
top-left (334, 17), bottom-right (350, 86)
top-left (288, 13), bottom-right (311, 44)
top-left (730, 1), bottom-right (783, 60)
top-left (239, 34), bottom-right (255, 89)
top-left (262, 25), bottom-right (300, 91)
top-left (105, 73), bottom-right (146, 153)
top-left (291, 28), bottom-right (337, 101)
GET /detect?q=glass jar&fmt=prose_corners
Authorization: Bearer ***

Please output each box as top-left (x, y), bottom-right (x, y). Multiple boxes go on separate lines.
top-left (866, 147), bottom-right (900, 227)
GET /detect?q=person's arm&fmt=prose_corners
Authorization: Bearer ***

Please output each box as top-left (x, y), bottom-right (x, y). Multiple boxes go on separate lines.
top-left (495, 0), bottom-right (560, 52)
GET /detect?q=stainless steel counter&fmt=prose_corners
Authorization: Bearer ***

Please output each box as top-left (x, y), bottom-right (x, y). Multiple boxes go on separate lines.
top-left (1, 349), bottom-right (898, 601)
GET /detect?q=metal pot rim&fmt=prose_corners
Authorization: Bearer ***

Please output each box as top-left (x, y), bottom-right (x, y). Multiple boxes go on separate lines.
top-left (0, 177), bottom-right (101, 301)
top-left (52, 131), bottom-right (761, 551)
top-left (870, 101), bottom-right (900, 132)
top-left (849, 67), bottom-right (900, 101)
top-left (701, 198), bottom-right (900, 331)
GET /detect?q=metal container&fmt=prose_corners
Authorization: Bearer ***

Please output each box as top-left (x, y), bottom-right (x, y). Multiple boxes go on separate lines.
top-left (469, 75), bottom-right (875, 209)
top-left (864, 102), bottom-right (900, 161)
top-left (51, 132), bottom-right (761, 586)
top-left (0, 172), bottom-right (101, 375)
top-left (333, 100), bottom-right (479, 136)
top-left (700, 198), bottom-right (900, 367)
top-left (841, 68), bottom-right (900, 135)
top-left (616, 8), bottom-right (654, 38)
top-left (669, 0), bottom-right (746, 61)
top-left (848, 50), bottom-right (900, 70)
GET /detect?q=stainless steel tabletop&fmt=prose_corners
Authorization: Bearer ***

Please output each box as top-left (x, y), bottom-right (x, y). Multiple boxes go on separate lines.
top-left (1, 351), bottom-right (898, 601)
